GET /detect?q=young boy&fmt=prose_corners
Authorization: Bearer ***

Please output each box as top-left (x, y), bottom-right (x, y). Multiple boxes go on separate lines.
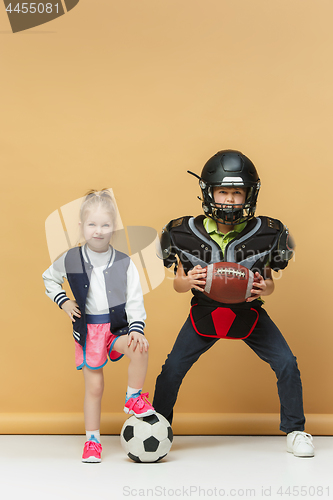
top-left (153, 149), bottom-right (314, 458)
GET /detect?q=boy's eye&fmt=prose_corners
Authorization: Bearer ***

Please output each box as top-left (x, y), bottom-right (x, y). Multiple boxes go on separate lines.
top-left (103, 224), bottom-right (110, 227)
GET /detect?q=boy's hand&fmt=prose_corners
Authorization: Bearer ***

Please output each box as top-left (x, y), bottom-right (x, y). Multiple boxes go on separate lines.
top-left (61, 300), bottom-right (81, 322)
top-left (187, 265), bottom-right (207, 292)
top-left (246, 272), bottom-right (267, 302)
top-left (128, 331), bottom-right (149, 352)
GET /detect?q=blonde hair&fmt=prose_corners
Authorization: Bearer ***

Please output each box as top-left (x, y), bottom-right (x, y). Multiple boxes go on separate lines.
top-left (79, 188), bottom-right (117, 227)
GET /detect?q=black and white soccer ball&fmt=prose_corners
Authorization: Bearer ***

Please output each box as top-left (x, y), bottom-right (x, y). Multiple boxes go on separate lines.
top-left (120, 413), bottom-right (173, 463)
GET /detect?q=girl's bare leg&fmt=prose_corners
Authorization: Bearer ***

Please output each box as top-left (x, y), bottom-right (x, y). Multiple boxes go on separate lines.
top-left (82, 366), bottom-right (104, 431)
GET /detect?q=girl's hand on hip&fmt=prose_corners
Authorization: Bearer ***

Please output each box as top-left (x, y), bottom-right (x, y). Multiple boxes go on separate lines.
top-left (61, 300), bottom-right (81, 322)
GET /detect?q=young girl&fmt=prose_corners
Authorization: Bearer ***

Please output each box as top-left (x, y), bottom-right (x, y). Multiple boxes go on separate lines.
top-left (42, 189), bottom-right (155, 463)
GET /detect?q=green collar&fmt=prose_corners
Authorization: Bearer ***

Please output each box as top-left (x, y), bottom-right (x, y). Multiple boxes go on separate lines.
top-left (204, 217), bottom-right (247, 236)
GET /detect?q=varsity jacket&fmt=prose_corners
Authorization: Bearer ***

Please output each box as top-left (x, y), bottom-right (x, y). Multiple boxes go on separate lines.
top-left (42, 246), bottom-right (146, 347)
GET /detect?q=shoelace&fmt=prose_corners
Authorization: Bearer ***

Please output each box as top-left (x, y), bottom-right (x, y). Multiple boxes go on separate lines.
top-left (85, 440), bottom-right (102, 452)
top-left (293, 432), bottom-right (313, 445)
top-left (128, 392), bottom-right (150, 410)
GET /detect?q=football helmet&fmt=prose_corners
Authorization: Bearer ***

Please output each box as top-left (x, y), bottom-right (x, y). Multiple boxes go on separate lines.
top-left (188, 150), bottom-right (261, 224)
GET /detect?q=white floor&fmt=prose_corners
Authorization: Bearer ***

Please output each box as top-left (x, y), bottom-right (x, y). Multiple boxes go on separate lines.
top-left (1, 435), bottom-right (332, 500)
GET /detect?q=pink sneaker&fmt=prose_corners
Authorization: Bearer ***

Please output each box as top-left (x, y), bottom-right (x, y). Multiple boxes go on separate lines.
top-left (82, 440), bottom-right (102, 463)
top-left (124, 392), bottom-right (156, 417)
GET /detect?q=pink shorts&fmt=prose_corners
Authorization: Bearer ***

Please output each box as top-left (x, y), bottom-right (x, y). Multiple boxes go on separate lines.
top-left (75, 322), bottom-right (124, 370)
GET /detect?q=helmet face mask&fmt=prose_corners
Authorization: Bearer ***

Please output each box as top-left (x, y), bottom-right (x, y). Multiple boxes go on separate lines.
top-left (189, 150), bottom-right (261, 225)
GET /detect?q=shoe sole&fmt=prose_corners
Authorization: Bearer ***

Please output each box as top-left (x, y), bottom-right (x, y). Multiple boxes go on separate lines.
top-left (82, 457), bottom-right (101, 463)
top-left (287, 449), bottom-right (315, 458)
top-left (123, 407), bottom-right (156, 418)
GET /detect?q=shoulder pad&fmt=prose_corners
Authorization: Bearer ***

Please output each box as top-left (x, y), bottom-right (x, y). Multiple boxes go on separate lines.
top-left (158, 220), bottom-right (179, 268)
top-left (277, 225), bottom-right (295, 261)
top-left (158, 216), bottom-right (193, 268)
top-left (265, 217), bottom-right (282, 231)
top-left (270, 223), bottom-right (295, 271)
top-left (258, 216), bottom-right (283, 232)
top-left (169, 217), bottom-right (187, 229)
top-left (159, 221), bottom-right (173, 260)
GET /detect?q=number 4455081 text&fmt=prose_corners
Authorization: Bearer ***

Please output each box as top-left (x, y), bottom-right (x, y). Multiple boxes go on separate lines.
top-left (6, 3), bottom-right (60, 14)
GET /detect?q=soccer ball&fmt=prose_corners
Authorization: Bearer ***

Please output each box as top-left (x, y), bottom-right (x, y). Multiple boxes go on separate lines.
top-left (120, 413), bottom-right (173, 463)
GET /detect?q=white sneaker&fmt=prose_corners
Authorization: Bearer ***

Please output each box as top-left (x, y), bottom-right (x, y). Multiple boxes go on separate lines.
top-left (287, 431), bottom-right (314, 457)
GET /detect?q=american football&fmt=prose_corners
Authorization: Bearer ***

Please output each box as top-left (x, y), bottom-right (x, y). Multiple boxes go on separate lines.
top-left (203, 262), bottom-right (255, 304)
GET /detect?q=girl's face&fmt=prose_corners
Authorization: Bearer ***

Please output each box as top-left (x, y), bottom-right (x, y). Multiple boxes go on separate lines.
top-left (81, 206), bottom-right (113, 253)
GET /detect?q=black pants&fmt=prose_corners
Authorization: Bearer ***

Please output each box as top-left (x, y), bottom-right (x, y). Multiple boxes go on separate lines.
top-left (153, 307), bottom-right (305, 433)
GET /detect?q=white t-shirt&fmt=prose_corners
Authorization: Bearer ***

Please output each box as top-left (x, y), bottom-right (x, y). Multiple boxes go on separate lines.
top-left (83, 245), bottom-right (111, 315)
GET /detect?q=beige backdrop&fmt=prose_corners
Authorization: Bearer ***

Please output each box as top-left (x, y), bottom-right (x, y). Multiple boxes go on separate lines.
top-left (1, 0), bottom-right (332, 435)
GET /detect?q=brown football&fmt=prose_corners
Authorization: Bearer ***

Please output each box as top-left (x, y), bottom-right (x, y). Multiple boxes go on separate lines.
top-left (203, 262), bottom-right (255, 304)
